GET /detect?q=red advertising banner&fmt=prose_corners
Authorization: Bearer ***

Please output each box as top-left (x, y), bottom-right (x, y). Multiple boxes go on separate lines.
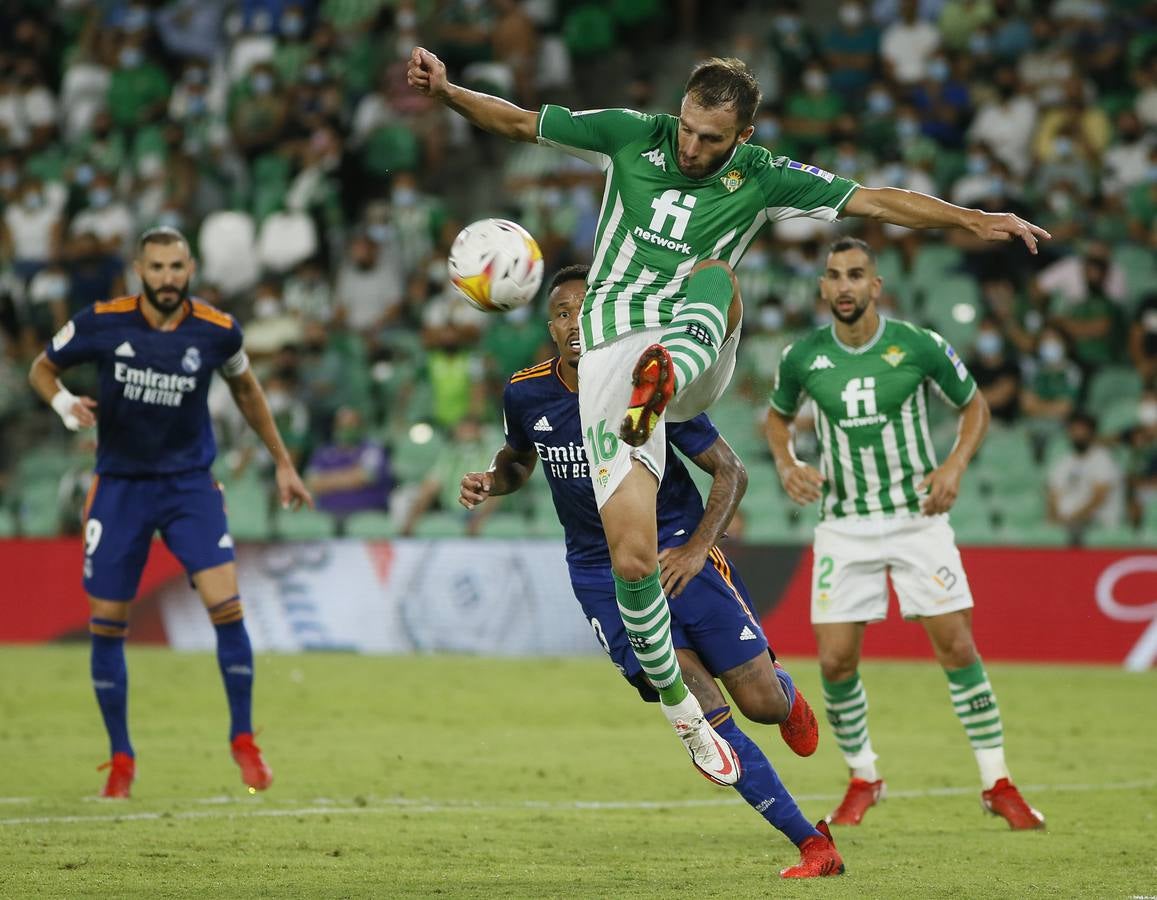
top-left (1, 539), bottom-right (1153, 669)
top-left (760, 547), bottom-right (1157, 669)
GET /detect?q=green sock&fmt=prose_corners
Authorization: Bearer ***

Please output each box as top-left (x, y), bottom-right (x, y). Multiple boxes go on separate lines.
top-left (660, 266), bottom-right (732, 394)
top-left (821, 671), bottom-right (874, 762)
top-left (946, 659), bottom-right (1004, 750)
top-left (614, 567), bottom-right (687, 706)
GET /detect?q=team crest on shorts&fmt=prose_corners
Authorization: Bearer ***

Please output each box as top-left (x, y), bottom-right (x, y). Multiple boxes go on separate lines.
top-left (596, 466), bottom-right (610, 488)
top-left (182, 346), bottom-right (202, 373)
top-left (881, 345), bottom-right (906, 367)
top-left (720, 169), bottom-right (744, 193)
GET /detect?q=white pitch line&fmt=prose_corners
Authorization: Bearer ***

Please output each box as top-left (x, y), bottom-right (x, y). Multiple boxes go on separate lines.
top-left (1, 779), bottom-right (1154, 827)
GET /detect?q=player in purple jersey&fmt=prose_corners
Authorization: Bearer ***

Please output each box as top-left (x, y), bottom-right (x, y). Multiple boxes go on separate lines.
top-left (458, 266), bottom-right (844, 879)
top-left (28, 227), bottom-right (313, 798)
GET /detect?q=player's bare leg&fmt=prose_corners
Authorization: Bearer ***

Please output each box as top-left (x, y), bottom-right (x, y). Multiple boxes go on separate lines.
top-left (602, 463), bottom-right (739, 785)
top-left (677, 649), bottom-right (831, 863)
top-left (193, 562), bottom-right (272, 791)
top-left (89, 596), bottom-right (134, 798)
top-left (815, 621), bottom-right (886, 825)
top-left (922, 610), bottom-right (1044, 830)
top-left (621, 261), bottom-right (741, 447)
top-left (719, 652), bottom-right (819, 757)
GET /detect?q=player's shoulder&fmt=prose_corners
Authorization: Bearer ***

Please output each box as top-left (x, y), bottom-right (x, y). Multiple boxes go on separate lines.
top-left (506, 358), bottom-right (564, 399)
top-left (781, 327), bottom-right (832, 364)
top-left (189, 297), bottom-right (238, 331)
top-left (91, 294), bottom-right (139, 317)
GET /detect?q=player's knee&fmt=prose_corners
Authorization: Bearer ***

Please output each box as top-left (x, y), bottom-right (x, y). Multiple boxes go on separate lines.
top-left (736, 688), bottom-right (790, 725)
top-left (609, 537), bottom-right (658, 582)
top-left (89, 598), bottom-right (130, 623)
top-left (818, 648), bottom-right (858, 684)
top-left (939, 633), bottom-right (979, 670)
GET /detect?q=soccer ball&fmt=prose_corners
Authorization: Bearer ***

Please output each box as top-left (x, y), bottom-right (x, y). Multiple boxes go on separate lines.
top-left (448, 218), bottom-right (544, 312)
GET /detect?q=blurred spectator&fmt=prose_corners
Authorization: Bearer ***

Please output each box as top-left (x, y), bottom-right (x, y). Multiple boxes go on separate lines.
top-left (1049, 251), bottom-right (1121, 371)
top-left (283, 258), bottom-right (335, 324)
top-left (1125, 146), bottom-right (1157, 245)
top-left (1021, 324), bottom-right (1083, 439)
top-left (1047, 411), bottom-right (1125, 539)
top-left (969, 316), bottom-right (1021, 424)
top-left (821, 0), bottom-right (880, 98)
top-left (1102, 110), bottom-right (1154, 198)
top-left (243, 280), bottom-right (304, 358)
top-left (230, 63), bottom-right (289, 159)
top-left (1129, 293), bottom-right (1157, 383)
top-left (482, 301), bottom-right (549, 386)
top-left (785, 62), bottom-right (843, 151)
top-left (305, 406), bottom-right (393, 520)
top-left (69, 173), bottom-right (135, 261)
top-left (420, 276), bottom-right (489, 431)
top-left (1123, 388), bottom-right (1157, 527)
top-left (880, 0), bottom-right (940, 85)
top-left (767, 2), bottom-right (821, 88)
top-left (66, 231), bottom-right (126, 314)
top-left (107, 36), bottom-right (172, 130)
top-left (967, 66), bottom-right (1037, 177)
top-left (1031, 240), bottom-right (1126, 310)
top-left (951, 142), bottom-right (1001, 206)
top-left (156, 0), bottom-right (228, 62)
top-left (1, 178), bottom-right (64, 283)
top-left (909, 50), bottom-right (971, 147)
top-left (334, 232), bottom-right (404, 341)
top-left (492, 0), bottom-right (539, 107)
top-left (1032, 76), bottom-right (1111, 165)
top-left (383, 172), bottom-right (446, 276)
top-left (736, 294), bottom-right (795, 401)
top-left (400, 417), bottom-right (497, 537)
top-left (937, 0), bottom-right (994, 52)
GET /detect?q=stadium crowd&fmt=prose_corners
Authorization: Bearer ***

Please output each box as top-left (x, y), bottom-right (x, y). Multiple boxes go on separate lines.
top-left (0, 0), bottom-right (1153, 546)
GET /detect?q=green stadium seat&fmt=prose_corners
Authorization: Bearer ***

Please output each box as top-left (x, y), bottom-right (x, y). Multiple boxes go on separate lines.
top-left (412, 511), bottom-right (465, 538)
top-left (911, 244), bottom-right (963, 294)
top-left (1086, 366), bottom-right (1143, 415)
top-left (223, 477), bottom-right (272, 541)
top-left (922, 277), bottom-right (981, 352)
top-left (482, 512), bottom-right (535, 538)
top-left (1083, 525), bottom-right (1148, 548)
top-left (0, 507), bottom-right (16, 537)
top-left (1098, 398), bottom-right (1140, 436)
top-left (1114, 243), bottom-right (1157, 309)
top-left (996, 522), bottom-right (1070, 547)
top-left (344, 510), bottom-right (397, 539)
top-left (275, 508), bottom-right (337, 540)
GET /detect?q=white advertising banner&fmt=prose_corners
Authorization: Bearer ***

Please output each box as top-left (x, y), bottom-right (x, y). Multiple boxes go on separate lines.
top-left (159, 539), bottom-right (599, 655)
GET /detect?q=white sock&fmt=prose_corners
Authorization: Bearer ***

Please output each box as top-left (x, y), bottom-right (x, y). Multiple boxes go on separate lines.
top-left (975, 746), bottom-right (1010, 790)
top-left (844, 739), bottom-right (879, 781)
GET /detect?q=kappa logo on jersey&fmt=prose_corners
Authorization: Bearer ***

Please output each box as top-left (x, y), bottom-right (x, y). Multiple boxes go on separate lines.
top-left (632, 190), bottom-right (696, 255)
top-left (810, 354), bottom-right (836, 371)
top-left (641, 148), bottom-right (666, 171)
top-left (739, 625), bottom-right (757, 641)
top-left (182, 346), bottom-right (202, 373)
top-left (786, 160), bottom-right (836, 183)
top-left (533, 416), bottom-right (553, 432)
top-left (114, 341), bottom-right (136, 358)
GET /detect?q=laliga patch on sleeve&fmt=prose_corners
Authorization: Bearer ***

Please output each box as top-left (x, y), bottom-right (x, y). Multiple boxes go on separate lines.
top-left (786, 160), bottom-right (835, 183)
top-left (944, 343), bottom-right (968, 381)
top-left (51, 320), bottom-right (75, 351)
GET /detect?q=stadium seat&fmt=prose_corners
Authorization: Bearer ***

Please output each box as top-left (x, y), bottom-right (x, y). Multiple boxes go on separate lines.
top-left (412, 511), bottom-right (465, 538)
top-left (922, 277), bottom-right (981, 352)
top-left (1086, 367), bottom-right (1143, 415)
top-left (274, 508), bottom-right (337, 540)
top-left (997, 522), bottom-right (1070, 547)
top-left (256, 211), bottom-right (318, 273)
top-left (1114, 243), bottom-right (1157, 309)
top-left (911, 244), bottom-right (964, 294)
top-left (198, 211), bottom-right (260, 295)
top-left (482, 512), bottom-right (535, 538)
top-left (0, 508), bottom-right (15, 538)
top-left (1083, 525), bottom-right (1148, 548)
top-left (344, 510), bottom-right (397, 539)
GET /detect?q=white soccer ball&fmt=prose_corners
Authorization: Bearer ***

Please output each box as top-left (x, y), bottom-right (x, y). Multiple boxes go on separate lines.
top-left (448, 218), bottom-right (544, 313)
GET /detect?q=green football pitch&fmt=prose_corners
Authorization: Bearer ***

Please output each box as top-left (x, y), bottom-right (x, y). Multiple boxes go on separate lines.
top-left (1, 647), bottom-right (1154, 899)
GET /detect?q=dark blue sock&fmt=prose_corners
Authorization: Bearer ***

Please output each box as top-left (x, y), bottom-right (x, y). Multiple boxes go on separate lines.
top-left (214, 620), bottom-right (254, 740)
top-left (710, 706), bottom-right (819, 847)
top-left (91, 630), bottom-right (132, 757)
top-left (773, 662), bottom-right (797, 709)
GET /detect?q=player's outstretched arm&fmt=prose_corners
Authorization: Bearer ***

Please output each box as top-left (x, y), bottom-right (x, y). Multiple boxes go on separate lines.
top-left (918, 391), bottom-right (990, 516)
top-left (765, 408), bottom-right (824, 506)
top-left (459, 444), bottom-right (537, 509)
top-left (224, 368), bottom-right (313, 510)
top-left (843, 186), bottom-right (1051, 255)
top-left (659, 435), bottom-right (748, 598)
top-left (28, 351), bottom-right (97, 430)
top-left (407, 46), bottom-right (538, 143)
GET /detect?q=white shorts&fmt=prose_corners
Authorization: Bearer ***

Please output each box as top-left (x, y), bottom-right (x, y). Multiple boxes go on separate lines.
top-left (811, 514), bottom-right (974, 624)
top-left (578, 326), bottom-right (740, 509)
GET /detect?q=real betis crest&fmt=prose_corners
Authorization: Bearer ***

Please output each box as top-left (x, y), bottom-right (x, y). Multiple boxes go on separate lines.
top-left (720, 169), bottom-right (744, 193)
top-left (882, 345), bottom-right (906, 367)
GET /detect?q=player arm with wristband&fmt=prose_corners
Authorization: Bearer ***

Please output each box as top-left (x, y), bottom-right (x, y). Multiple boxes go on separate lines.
top-left (29, 351), bottom-right (98, 431)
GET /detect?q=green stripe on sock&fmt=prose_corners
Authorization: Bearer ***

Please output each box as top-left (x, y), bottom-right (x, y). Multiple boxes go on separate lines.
top-left (945, 659), bottom-right (1004, 750)
top-left (821, 671), bottom-right (871, 757)
top-left (660, 266), bottom-right (733, 393)
top-left (614, 568), bottom-right (687, 705)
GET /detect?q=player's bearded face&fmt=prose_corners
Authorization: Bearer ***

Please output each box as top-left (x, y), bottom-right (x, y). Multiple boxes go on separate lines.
top-left (822, 251), bottom-right (878, 325)
top-left (143, 276), bottom-right (189, 314)
top-left (676, 99), bottom-right (752, 179)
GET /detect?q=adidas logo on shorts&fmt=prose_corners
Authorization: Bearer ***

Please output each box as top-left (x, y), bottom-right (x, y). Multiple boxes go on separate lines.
top-left (533, 416), bottom-right (553, 432)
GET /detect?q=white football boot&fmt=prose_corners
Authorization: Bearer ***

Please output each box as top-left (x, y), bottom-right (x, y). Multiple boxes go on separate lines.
top-left (662, 691), bottom-right (741, 786)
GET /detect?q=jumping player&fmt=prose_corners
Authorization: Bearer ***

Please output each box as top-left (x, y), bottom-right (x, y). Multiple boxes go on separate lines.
top-left (28, 227), bottom-right (313, 798)
top-left (410, 46), bottom-right (1048, 787)
top-left (458, 265), bottom-right (843, 878)
top-left (765, 237), bottom-right (1044, 830)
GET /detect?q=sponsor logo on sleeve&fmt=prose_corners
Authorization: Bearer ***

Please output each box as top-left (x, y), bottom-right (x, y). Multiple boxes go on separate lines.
top-left (786, 160), bottom-right (835, 183)
top-left (51, 321), bottom-right (75, 351)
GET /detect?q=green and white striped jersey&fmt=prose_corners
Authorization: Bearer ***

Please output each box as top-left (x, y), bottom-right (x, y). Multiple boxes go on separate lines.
top-left (769, 317), bottom-right (978, 520)
top-left (536, 105), bottom-right (859, 350)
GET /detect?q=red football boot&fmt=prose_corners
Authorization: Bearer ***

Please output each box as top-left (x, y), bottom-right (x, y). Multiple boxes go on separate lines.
top-left (773, 662), bottom-right (819, 757)
top-left (98, 752), bottom-right (135, 799)
top-left (780, 820), bottom-right (846, 878)
top-left (620, 344), bottom-right (675, 446)
top-left (231, 733), bottom-right (274, 791)
top-left (982, 778), bottom-right (1045, 830)
top-left (827, 777), bottom-right (886, 825)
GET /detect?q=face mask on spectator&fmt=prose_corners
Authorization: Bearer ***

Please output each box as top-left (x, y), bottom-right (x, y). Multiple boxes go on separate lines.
top-left (803, 70), bottom-right (827, 93)
top-left (1039, 339), bottom-right (1065, 364)
top-left (184, 67), bottom-right (206, 86)
top-left (744, 249), bottom-right (769, 268)
top-left (839, 3), bottom-right (864, 27)
top-left (427, 258), bottom-right (448, 284)
top-left (987, 176), bottom-right (1006, 197)
top-left (867, 91), bottom-right (892, 114)
top-left (36, 273), bottom-right (69, 301)
top-left (1053, 136), bottom-right (1073, 158)
top-left (759, 307), bottom-right (784, 332)
top-left (119, 47), bottom-right (143, 68)
top-left (755, 119), bottom-right (780, 142)
top-left (396, 9), bottom-right (418, 29)
top-left (507, 304), bottom-right (532, 324)
top-left (74, 163), bottom-right (95, 185)
top-left (254, 297), bottom-right (282, 319)
top-left (22, 190), bottom-right (43, 209)
top-left (774, 14), bottom-right (799, 34)
top-left (123, 6), bottom-right (149, 32)
top-left (969, 32), bottom-right (992, 54)
top-left (1148, 163), bottom-right (1157, 183)
top-left (896, 118), bottom-right (920, 140)
top-left (281, 14), bottom-right (304, 37)
top-left (1047, 190), bottom-right (1073, 214)
top-left (367, 223), bottom-right (390, 243)
top-left (967, 154), bottom-right (988, 175)
top-left (89, 187), bottom-right (112, 208)
top-left (251, 73), bottom-right (275, 95)
top-left (303, 64), bottom-right (326, 85)
top-left (976, 331), bottom-right (1002, 356)
top-left (157, 210), bottom-right (184, 230)
top-left (927, 59), bottom-right (949, 82)
top-left (186, 94), bottom-right (207, 117)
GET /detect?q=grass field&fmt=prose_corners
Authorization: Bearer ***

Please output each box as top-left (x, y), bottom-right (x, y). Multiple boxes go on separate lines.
top-left (0, 647), bottom-right (1154, 899)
